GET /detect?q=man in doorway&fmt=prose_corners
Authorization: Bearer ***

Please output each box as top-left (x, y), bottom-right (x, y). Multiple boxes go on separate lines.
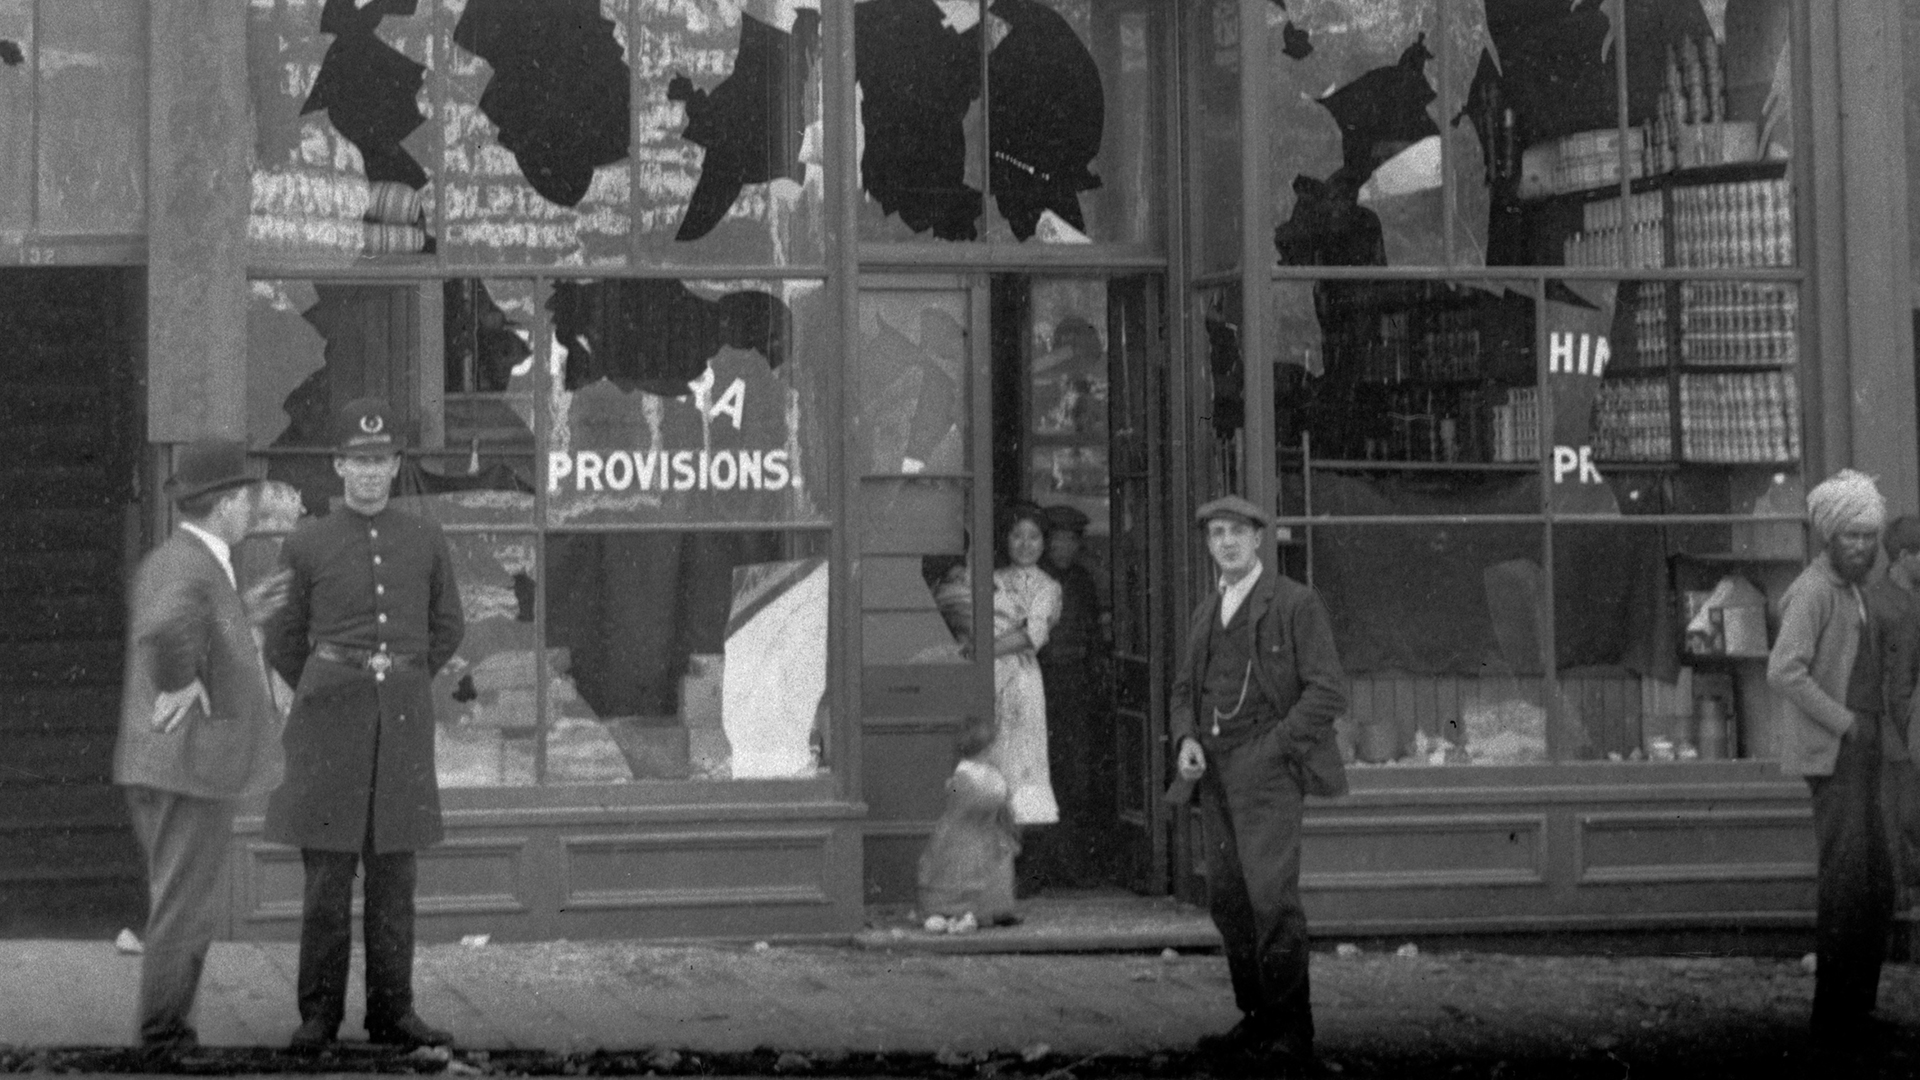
top-left (1035, 503), bottom-right (1110, 887)
top-left (1168, 495), bottom-right (1346, 1071)
top-left (114, 440), bottom-right (288, 1054)
top-left (264, 398), bottom-right (465, 1051)
top-left (1768, 469), bottom-right (1895, 1058)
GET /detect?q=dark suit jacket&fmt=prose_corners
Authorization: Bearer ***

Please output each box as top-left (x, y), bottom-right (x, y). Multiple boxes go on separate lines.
top-left (113, 529), bottom-right (284, 799)
top-left (1866, 573), bottom-right (1920, 760)
top-left (1168, 566), bottom-right (1348, 799)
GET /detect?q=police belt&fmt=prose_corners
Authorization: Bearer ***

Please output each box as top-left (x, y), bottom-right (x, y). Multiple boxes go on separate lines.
top-left (311, 642), bottom-right (424, 675)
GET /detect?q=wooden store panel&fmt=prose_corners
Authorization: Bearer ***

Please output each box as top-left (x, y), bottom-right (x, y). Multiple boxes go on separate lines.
top-left (860, 718), bottom-right (964, 905)
top-left (1299, 763), bottom-right (1815, 935)
top-left (232, 803), bottom-right (862, 942)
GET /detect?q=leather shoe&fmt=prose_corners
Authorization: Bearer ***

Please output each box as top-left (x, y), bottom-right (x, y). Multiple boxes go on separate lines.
top-left (1195, 1015), bottom-right (1268, 1055)
top-left (140, 1029), bottom-right (199, 1055)
top-left (288, 1017), bottom-right (337, 1051)
top-left (367, 1012), bottom-right (454, 1049)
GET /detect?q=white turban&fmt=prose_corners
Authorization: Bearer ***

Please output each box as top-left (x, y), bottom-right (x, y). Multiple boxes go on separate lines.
top-left (1806, 468), bottom-right (1886, 541)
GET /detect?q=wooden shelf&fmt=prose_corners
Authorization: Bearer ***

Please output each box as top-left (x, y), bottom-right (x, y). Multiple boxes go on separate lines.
top-left (1518, 158), bottom-right (1790, 207)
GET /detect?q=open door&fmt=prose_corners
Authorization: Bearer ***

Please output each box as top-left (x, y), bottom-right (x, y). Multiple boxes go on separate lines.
top-left (1104, 275), bottom-right (1177, 892)
top-left (855, 277), bottom-right (998, 903)
top-left (982, 273), bottom-right (1176, 896)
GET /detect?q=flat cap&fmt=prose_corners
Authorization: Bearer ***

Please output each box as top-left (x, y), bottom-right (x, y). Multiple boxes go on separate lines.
top-left (1194, 494), bottom-right (1269, 529)
top-left (1043, 504), bottom-right (1090, 532)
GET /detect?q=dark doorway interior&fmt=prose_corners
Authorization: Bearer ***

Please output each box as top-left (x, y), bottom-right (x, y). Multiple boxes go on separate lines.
top-left (989, 274), bottom-right (1165, 899)
top-left (0, 267), bottom-right (146, 937)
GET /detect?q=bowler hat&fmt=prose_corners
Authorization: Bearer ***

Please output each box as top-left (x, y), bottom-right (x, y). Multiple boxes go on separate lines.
top-left (1194, 494), bottom-right (1269, 529)
top-left (165, 440), bottom-right (257, 503)
top-left (333, 397), bottom-right (407, 457)
top-left (1043, 504), bottom-right (1090, 533)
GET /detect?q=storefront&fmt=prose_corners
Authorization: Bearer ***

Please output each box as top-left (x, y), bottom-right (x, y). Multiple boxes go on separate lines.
top-left (0, 0), bottom-right (1913, 942)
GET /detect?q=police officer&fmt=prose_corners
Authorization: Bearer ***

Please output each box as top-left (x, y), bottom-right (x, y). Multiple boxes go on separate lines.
top-left (264, 398), bottom-right (465, 1050)
top-left (1168, 495), bottom-right (1345, 1070)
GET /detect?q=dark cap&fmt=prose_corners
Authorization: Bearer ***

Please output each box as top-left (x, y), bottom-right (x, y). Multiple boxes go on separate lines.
top-left (1043, 504), bottom-right (1090, 533)
top-left (333, 397), bottom-right (406, 457)
top-left (1195, 494), bottom-right (1269, 529)
top-left (164, 440), bottom-right (257, 503)
top-left (1887, 515), bottom-right (1920, 558)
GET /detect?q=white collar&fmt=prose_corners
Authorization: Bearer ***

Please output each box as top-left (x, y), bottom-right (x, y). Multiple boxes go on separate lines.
top-left (1218, 559), bottom-right (1263, 626)
top-left (179, 520), bottom-right (236, 588)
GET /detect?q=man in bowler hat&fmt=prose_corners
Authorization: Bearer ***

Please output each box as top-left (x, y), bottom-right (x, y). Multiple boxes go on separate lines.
top-left (264, 398), bottom-right (465, 1050)
top-left (114, 440), bottom-right (289, 1052)
top-left (1167, 495), bottom-right (1346, 1071)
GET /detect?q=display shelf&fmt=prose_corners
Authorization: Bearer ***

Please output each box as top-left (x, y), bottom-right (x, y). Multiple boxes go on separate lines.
top-left (1518, 158), bottom-right (1790, 209)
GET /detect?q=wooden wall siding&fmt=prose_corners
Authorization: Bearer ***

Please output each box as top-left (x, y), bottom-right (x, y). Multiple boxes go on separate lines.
top-left (0, 1), bottom-right (146, 237)
top-left (232, 808), bottom-right (863, 942)
top-left (148, 0), bottom-right (249, 441)
top-left (38, 0), bottom-right (146, 235)
top-left (860, 718), bottom-right (962, 905)
top-left (0, 2), bottom-right (33, 233)
top-left (1299, 765), bottom-right (1816, 935)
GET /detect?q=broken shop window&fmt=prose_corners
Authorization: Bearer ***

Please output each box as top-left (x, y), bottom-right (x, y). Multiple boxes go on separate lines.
top-left (854, 0), bottom-right (1110, 244)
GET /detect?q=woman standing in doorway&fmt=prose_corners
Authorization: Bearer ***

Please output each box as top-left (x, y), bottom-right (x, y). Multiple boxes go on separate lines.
top-left (988, 504), bottom-right (1063, 834)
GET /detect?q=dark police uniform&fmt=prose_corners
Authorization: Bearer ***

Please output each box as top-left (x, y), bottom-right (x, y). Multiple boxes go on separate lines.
top-left (1168, 496), bottom-right (1345, 1063)
top-left (263, 399), bottom-right (464, 1047)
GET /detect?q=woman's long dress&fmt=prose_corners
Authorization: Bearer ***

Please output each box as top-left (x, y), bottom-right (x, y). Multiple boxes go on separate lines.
top-left (987, 564), bottom-right (1061, 825)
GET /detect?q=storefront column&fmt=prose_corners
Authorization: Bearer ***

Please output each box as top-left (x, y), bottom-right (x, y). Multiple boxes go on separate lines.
top-left (1237, 0), bottom-right (1275, 525)
top-left (148, 0), bottom-right (249, 441)
top-left (1830, 0), bottom-right (1917, 507)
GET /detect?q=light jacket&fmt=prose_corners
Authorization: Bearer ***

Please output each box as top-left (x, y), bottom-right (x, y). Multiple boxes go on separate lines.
top-left (114, 529), bottom-right (284, 799)
top-left (1768, 552), bottom-right (1863, 777)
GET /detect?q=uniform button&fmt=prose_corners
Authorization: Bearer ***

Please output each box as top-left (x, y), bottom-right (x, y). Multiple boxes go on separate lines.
top-left (376, 585), bottom-right (386, 596)
top-left (374, 671), bottom-right (386, 683)
top-left (374, 555), bottom-right (383, 566)
top-left (377, 613), bottom-right (388, 623)
top-left (369, 528), bottom-right (379, 539)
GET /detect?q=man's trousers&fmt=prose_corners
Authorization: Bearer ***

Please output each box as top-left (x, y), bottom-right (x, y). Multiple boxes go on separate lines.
top-left (296, 841), bottom-right (419, 1032)
top-left (1197, 723), bottom-right (1312, 1052)
top-left (126, 786), bottom-right (236, 1048)
top-left (1807, 709), bottom-right (1896, 1041)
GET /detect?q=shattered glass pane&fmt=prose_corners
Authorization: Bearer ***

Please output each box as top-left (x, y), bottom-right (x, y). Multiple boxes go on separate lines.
top-left (246, 277), bottom-right (536, 526)
top-left (856, 287), bottom-right (975, 665)
top-left (545, 532), bottom-right (831, 782)
top-left (853, 0), bottom-right (1158, 246)
top-left (633, 0), bottom-right (827, 266)
top-left (441, 0), bottom-right (633, 264)
top-left (1268, 0), bottom-right (1449, 270)
top-left (433, 532), bottom-right (541, 788)
top-left (1188, 0), bottom-right (1241, 273)
top-left (249, 0), bottom-right (435, 263)
top-left (539, 277), bottom-right (830, 528)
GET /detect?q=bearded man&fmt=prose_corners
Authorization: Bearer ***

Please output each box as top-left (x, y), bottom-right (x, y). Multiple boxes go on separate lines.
top-left (1768, 468), bottom-right (1896, 1056)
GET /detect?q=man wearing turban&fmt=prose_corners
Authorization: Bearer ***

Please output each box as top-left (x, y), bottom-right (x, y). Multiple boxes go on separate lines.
top-left (1768, 468), bottom-right (1896, 1057)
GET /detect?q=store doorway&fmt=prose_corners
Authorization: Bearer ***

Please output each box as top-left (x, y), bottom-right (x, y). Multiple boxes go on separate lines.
top-left (988, 274), bottom-right (1172, 897)
top-left (0, 267), bottom-right (146, 936)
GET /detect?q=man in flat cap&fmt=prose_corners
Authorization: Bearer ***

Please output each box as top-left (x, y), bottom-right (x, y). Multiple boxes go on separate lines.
top-left (264, 398), bottom-right (465, 1051)
top-left (1168, 495), bottom-right (1345, 1071)
top-left (1033, 503), bottom-right (1112, 887)
top-left (114, 440), bottom-right (288, 1054)
top-left (1770, 468), bottom-right (1897, 1058)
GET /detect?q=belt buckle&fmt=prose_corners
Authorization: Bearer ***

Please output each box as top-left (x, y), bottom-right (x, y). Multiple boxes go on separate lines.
top-left (368, 651), bottom-right (393, 676)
